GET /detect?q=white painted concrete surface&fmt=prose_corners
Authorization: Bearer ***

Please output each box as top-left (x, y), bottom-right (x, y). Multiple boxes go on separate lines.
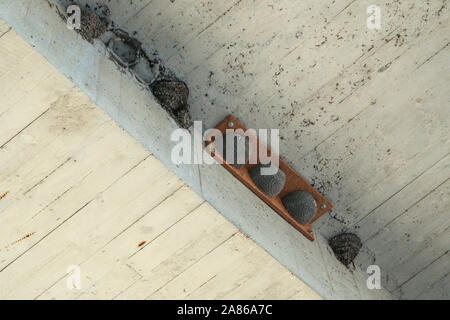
top-left (0, 1), bottom-right (391, 299)
top-left (79, 0), bottom-right (448, 299)
top-left (0, 24), bottom-right (323, 300)
top-left (4, 0), bottom-right (446, 299)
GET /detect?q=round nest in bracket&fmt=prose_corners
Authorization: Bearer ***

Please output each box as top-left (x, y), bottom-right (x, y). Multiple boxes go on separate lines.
top-left (249, 163), bottom-right (286, 198)
top-left (281, 191), bottom-right (317, 225)
top-left (328, 233), bottom-right (362, 266)
top-left (222, 133), bottom-right (252, 169)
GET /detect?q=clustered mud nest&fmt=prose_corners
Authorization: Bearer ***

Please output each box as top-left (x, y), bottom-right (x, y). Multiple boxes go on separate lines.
top-left (150, 80), bottom-right (190, 112)
top-left (150, 80), bottom-right (192, 128)
top-left (77, 8), bottom-right (107, 43)
top-left (328, 233), bottom-right (362, 266)
top-left (58, 1), bottom-right (193, 129)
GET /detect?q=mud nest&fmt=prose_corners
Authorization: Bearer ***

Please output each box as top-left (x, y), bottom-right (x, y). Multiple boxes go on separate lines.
top-left (150, 80), bottom-right (192, 129)
top-left (328, 233), bottom-right (362, 266)
top-left (77, 8), bottom-right (107, 43)
top-left (65, 3), bottom-right (193, 129)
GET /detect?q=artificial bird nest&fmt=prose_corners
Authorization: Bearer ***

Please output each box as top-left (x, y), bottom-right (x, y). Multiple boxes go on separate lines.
top-left (282, 191), bottom-right (317, 225)
top-left (249, 163), bottom-right (286, 198)
top-left (328, 233), bottom-right (362, 266)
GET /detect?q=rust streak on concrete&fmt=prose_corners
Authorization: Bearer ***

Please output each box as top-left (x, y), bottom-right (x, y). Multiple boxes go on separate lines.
top-left (0, 191), bottom-right (9, 201)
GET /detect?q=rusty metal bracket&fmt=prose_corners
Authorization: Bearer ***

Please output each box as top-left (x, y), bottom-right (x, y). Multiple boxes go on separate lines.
top-left (206, 115), bottom-right (332, 241)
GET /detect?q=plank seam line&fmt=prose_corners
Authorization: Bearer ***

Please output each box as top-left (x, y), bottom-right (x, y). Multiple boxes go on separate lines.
top-left (23, 157), bottom-right (72, 195)
top-left (0, 49), bottom-right (38, 82)
top-left (414, 41), bottom-right (449, 71)
top-left (182, 0), bottom-right (350, 74)
top-left (415, 270), bottom-right (450, 300)
top-left (184, 241), bottom-right (272, 299)
top-left (111, 273), bottom-right (144, 300)
top-left (125, 263), bottom-right (143, 278)
top-left (351, 152), bottom-right (450, 228)
top-left (364, 177), bottom-right (449, 243)
top-left (27, 170), bottom-right (94, 222)
top-left (241, 14), bottom-right (442, 151)
top-left (0, 27), bottom-right (12, 38)
top-left (398, 250), bottom-right (449, 299)
top-left (328, 27), bottom-right (402, 102)
top-left (143, 231), bottom-right (239, 300)
top-left (73, 263), bottom-right (144, 300)
top-left (192, 0), bottom-right (243, 43)
top-left (126, 198), bottom-right (205, 260)
top-left (2, 118), bottom-right (113, 219)
top-left (304, 84), bottom-right (446, 169)
top-left (0, 107), bottom-right (51, 149)
top-left (185, 274), bottom-right (218, 299)
top-left (0, 155), bottom-right (150, 276)
top-left (268, 48), bottom-right (416, 160)
top-left (280, 0), bottom-right (358, 61)
top-left (398, 249), bottom-right (449, 291)
top-left (387, 224), bottom-right (450, 295)
top-left (185, 242), bottom-right (265, 299)
top-left (125, 0), bottom-right (154, 24)
top-left (164, 0), bottom-right (244, 63)
top-left (84, 181), bottom-right (189, 267)
top-left (276, 20), bottom-right (437, 132)
top-left (269, 26), bottom-right (403, 132)
top-left (0, 199), bottom-right (93, 274)
top-left (32, 156), bottom-right (156, 299)
top-left (328, 0), bottom-right (357, 25)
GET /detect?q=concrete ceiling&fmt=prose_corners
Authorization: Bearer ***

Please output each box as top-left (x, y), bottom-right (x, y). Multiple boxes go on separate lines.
top-left (2, 0), bottom-right (448, 299)
top-left (78, 0), bottom-right (449, 299)
top-left (0, 26), bottom-right (322, 298)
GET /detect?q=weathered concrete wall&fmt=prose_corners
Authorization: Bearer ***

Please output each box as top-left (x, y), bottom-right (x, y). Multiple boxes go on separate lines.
top-left (0, 0), bottom-right (393, 299)
top-left (93, 0), bottom-right (448, 299)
